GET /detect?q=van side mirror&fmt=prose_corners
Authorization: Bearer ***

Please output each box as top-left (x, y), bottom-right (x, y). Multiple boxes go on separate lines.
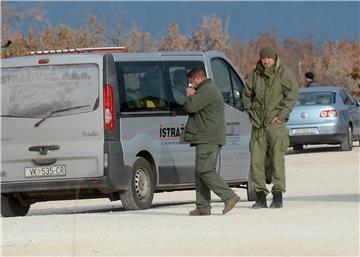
top-left (232, 89), bottom-right (245, 111)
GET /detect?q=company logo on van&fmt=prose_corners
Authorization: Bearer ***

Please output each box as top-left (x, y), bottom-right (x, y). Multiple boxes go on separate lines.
top-left (226, 122), bottom-right (241, 145)
top-left (1, 137), bottom-right (11, 142)
top-left (82, 131), bottom-right (99, 137)
top-left (160, 124), bottom-right (184, 145)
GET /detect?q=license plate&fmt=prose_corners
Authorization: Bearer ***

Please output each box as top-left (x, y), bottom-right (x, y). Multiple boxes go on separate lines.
top-left (291, 128), bottom-right (317, 135)
top-left (25, 165), bottom-right (66, 178)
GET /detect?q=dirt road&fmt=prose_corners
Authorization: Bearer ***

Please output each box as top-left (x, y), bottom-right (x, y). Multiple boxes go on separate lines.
top-left (1, 145), bottom-right (359, 256)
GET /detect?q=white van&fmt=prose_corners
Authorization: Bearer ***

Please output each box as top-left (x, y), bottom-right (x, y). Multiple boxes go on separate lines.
top-left (1, 48), bottom-right (254, 217)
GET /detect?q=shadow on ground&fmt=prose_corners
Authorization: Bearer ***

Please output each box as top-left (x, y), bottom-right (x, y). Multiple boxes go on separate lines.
top-left (27, 198), bottom-right (251, 217)
top-left (27, 200), bottom-right (192, 216)
top-left (286, 193), bottom-right (360, 203)
top-left (286, 143), bottom-right (360, 155)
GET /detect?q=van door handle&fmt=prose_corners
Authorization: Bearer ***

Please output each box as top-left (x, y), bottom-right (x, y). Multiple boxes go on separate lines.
top-left (29, 145), bottom-right (60, 155)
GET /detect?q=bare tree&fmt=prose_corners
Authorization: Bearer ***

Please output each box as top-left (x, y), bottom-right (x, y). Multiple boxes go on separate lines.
top-left (160, 22), bottom-right (187, 51)
top-left (126, 26), bottom-right (158, 52)
top-left (189, 16), bottom-right (232, 52)
top-left (1, 9), bottom-right (359, 97)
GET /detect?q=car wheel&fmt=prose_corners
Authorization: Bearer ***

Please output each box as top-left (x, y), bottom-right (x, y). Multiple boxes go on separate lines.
top-left (340, 125), bottom-right (353, 151)
top-left (120, 157), bottom-right (155, 210)
top-left (293, 144), bottom-right (304, 151)
top-left (1, 196), bottom-right (30, 217)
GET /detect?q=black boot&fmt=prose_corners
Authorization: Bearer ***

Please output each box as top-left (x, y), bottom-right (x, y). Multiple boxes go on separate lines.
top-left (270, 191), bottom-right (283, 208)
top-left (251, 192), bottom-right (267, 209)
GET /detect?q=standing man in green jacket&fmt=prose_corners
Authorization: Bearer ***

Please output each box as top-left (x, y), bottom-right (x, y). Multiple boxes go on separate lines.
top-left (180, 68), bottom-right (240, 216)
top-left (243, 47), bottom-right (298, 208)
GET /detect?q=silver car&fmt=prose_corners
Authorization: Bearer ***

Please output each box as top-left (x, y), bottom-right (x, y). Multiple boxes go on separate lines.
top-left (286, 86), bottom-right (360, 151)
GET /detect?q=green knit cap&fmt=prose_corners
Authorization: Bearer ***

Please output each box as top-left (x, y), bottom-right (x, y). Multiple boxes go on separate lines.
top-left (259, 46), bottom-right (277, 59)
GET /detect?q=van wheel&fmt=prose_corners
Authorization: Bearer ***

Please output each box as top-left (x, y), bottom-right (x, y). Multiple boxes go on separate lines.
top-left (340, 126), bottom-right (353, 151)
top-left (1, 196), bottom-right (30, 217)
top-left (120, 157), bottom-right (155, 210)
top-left (293, 144), bottom-right (303, 151)
top-left (247, 179), bottom-right (257, 202)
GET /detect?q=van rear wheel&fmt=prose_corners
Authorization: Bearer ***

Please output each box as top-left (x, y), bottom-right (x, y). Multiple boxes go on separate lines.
top-left (1, 196), bottom-right (30, 217)
top-left (120, 157), bottom-right (155, 210)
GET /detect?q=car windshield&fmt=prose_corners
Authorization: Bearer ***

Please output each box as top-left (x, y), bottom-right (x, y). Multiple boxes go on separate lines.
top-left (296, 91), bottom-right (336, 106)
top-left (1, 64), bottom-right (99, 118)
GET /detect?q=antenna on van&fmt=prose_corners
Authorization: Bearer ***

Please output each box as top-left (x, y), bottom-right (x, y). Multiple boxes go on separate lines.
top-left (28, 46), bottom-right (127, 55)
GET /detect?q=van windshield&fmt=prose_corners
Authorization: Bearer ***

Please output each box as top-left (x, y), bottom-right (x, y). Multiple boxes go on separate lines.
top-left (1, 64), bottom-right (99, 118)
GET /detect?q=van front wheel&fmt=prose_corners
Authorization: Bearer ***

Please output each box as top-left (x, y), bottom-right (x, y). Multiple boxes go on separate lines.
top-left (120, 157), bottom-right (155, 210)
top-left (1, 196), bottom-right (30, 217)
top-left (247, 179), bottom-right (257, 202)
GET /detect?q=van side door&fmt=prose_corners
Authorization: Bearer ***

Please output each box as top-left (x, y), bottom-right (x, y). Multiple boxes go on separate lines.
top-left (209, 57), bottom-right (251, 181)
top-left (115, 60), bottom-right (174, 187)
top-left (160, 57), bottom-right (206, 185)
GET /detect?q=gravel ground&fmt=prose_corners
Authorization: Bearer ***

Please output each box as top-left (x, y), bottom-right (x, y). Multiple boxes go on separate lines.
top-left (1, 145), bottom-right (359, 257)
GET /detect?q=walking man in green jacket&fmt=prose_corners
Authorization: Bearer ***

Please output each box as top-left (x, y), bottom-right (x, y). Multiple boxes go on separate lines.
top-left (180, 68), bottom-right (240, 216)
top-left (243, 47), bottom-right (298, 208)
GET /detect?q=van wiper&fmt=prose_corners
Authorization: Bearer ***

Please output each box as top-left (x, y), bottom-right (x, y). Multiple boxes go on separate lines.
top-left (34, 104), bottom-right (90, 128)
top-left (1, 114), bottom-right (30, 118)
top-left (1, 114), bottom-right (17, 117)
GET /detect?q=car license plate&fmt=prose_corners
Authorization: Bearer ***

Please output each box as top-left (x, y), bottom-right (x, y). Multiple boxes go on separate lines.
top-left (25, 165), bottom-right (66, 178)
top-left (291, 128), bottom-right (317, 135)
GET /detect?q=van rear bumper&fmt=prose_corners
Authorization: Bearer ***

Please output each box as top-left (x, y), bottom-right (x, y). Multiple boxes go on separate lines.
top-left (1, 141), bottom-right (132, 194)
top-left (0, 176), bottom-right (118, 193)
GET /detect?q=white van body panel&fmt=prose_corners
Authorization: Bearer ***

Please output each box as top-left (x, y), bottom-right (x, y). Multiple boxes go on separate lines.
top-left (119, 115), bottom-right (172, 171)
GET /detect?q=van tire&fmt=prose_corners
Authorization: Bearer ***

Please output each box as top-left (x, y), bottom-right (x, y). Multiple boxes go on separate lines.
top-left (120, 157), bottom-right (155, 210)
top-left (247, 179), bottom-right (257, 202)
top-left (340, 125), bottom-right (353, 151)
top-left (1, 197), bottom-right (30, 217)
top-left (293, 144), bottom-right (303, 151)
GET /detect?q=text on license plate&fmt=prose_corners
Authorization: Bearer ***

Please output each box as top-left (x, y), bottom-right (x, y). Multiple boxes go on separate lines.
top-left (25, 165), bottom-right (66, 177)
top-left (291, 128), bottom-right (317, 135)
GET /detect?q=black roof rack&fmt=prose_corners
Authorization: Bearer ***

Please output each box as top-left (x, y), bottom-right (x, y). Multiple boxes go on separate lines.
top-left (29, 47), bottom-right (127, 55)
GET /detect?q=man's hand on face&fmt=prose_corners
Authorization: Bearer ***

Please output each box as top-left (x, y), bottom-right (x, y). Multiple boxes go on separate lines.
top-left (186, 87), bottom-right (195, 96)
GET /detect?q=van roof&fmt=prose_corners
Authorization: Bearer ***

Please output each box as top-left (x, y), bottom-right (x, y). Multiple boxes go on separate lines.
top-left (1, 50), bottom-right (228, 68)
top-left (112, 50), bottom-right (225, 61)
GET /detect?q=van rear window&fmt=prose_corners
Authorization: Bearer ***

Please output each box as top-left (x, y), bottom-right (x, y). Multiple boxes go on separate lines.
top-left (1, 64), bottom-right (99, 118)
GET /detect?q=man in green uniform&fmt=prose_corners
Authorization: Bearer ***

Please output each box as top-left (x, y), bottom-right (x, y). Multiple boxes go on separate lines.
top-left (243, 47), bottom-right (298, 208)
top-left (180, 68), bottom-right (240, 215)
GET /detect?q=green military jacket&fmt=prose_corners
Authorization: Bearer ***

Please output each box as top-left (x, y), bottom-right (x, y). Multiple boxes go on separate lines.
top-left (243, 58), bottom-right (299, 128)
top-left (180, 79), bottom-right (226, 146)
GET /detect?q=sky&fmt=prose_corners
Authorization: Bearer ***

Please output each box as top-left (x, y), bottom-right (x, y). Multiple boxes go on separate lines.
top-left (4, 0), bottom-right (360, 43)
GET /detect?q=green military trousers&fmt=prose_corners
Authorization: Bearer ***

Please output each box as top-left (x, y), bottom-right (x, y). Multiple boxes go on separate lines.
top-left (250, 123), bottom-right (289, 194)
top-left (195, 144), bottom-right (236, 211)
